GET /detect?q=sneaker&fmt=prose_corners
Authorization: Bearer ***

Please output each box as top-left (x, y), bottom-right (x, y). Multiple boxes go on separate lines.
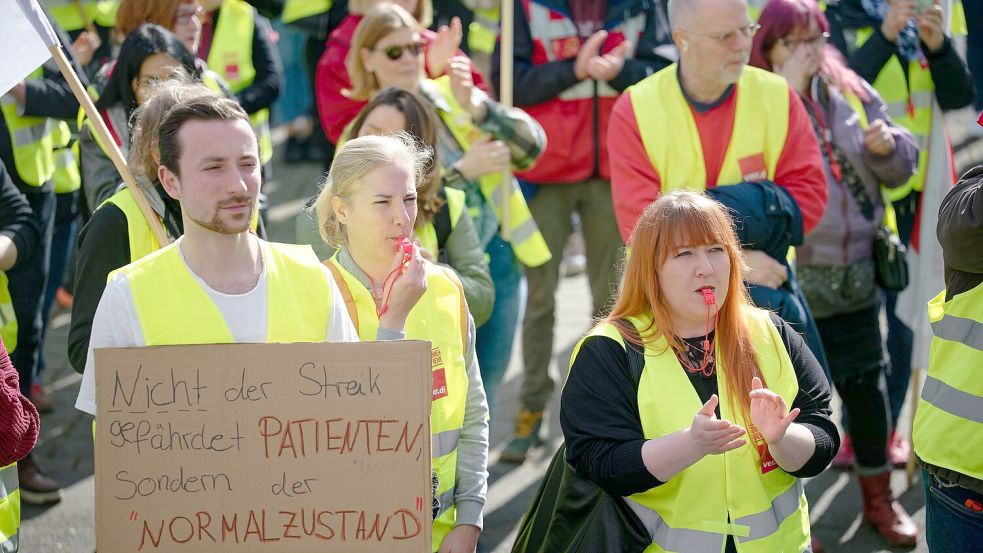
top-left (832, 434), bottom-right (855, 470)
top-left (500, 409), bottom-right (544, 464)
top-left (55, 286), bottom-right (73, 309)
top-left (30, 382), bottom-right (55, 414)
top-left (17, 455), bottom-right (62, 505)
top-left (888, 431), bottom-right (911, 468)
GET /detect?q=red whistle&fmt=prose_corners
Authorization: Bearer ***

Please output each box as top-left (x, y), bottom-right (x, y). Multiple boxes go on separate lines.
top-left (701, 288), bottom-right (716, 305)
top-left (396, 236), bottom-right (413, 274)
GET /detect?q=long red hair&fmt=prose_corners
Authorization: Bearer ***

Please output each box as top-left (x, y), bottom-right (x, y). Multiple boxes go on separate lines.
top-left (606, 191), bottom-right (763, 423)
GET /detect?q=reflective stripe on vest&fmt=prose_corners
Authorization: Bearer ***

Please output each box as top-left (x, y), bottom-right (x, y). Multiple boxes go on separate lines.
top-left (423, 77), bottom-right (551, 267)
top-left (913, 285), bottom-right (983, 480)
top-left (281, 0), bottom-right (331, 23)
top-left (0, 463), bottom-right (19, 553)
top-left (45, 0), bottom-right (117, 30)
top-left (112, 240), bottom-right (333, 345)
top-left (1, 69), bottom-right (56, 187)
top-left (572, 309), bottom-right (811, 552)
top-left (525, 0), bottom-right (646, 101)
top-left (207, 0), bottom-right (273, 164)
top-left (102, 188), bottom-right (164, 262)
top-left (0, 273), bottom-right (18, 353)
top-left (325, 255), bottom-right (468, 551)
top-left (468, 7), bottom-right (500, 55)
top-left (417, 187), bottom-right (465, 256)
top-left (628, 64), bottom-right (789, 190)
top-left (51, 121), bottom-right (80, 194)
top-left (853, 27), bottom-right (934, 201)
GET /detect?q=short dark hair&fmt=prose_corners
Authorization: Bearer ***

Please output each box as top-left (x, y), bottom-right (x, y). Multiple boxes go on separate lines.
top-left (96, 24), bottom-right (199, 117)
top-left (157, 95), bottom-right (251, 177)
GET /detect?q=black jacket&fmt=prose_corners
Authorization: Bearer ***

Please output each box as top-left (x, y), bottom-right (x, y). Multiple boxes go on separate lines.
top-left (826, 1), bottom-right (974, 111)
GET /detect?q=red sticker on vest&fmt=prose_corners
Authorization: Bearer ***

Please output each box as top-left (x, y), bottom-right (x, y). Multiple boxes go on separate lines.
top-left (225, 63), bottom-right (240, 81)
top-left (432, 368), bottom-right (448, 401)
top-left (749, 423), bottom-right (779, 474)
top-left (738, 153), bottom-right (768, 182)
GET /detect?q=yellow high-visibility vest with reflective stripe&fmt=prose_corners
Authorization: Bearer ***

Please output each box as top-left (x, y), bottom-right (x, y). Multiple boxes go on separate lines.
top-left (51, 121), bottom-right (80, 194)
top-left (855, 28), bottom-right (935, 202)
top-left (628, 64), bottom-right (789, 191)
top-left (0, 274), bottom-right (17, 353)
top-left (1, 69), bottom-right (55, 188)
top-left (45, 0), bottom-right (117, 31)
top-left (570, 309), bottom-right (810, 552)
top-left (913, 284), bottom-right (983, 480)
top-left (468, 7), bottom-right (500, 55)
top-left (325, 255), bottom-right (469, 551)
top-left (281, 0), bottom-right (331, 23)
top-left (109, 240), bottom-right (333, 345)
top-left (0, 463), bottom-right (20, 553)
top-left (425, 77), bottom-right (551, 268)
top-left (207, 0), bottom-right (273, 164)
top-left (417, 187), bottom-right (466, 256)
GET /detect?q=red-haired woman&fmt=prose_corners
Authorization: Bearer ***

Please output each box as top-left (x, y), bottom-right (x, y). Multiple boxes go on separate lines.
top-left (561, 191), bottom-right (837, 552)
top-left (750, 0), bottom-right (919, 546)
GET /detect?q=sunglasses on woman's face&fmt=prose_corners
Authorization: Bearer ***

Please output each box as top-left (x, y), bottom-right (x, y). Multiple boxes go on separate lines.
top-left (378, 42), bottom-right (423, 61)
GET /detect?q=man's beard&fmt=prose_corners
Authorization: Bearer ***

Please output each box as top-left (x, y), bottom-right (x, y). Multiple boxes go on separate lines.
top-left (191, 197), bottom-right (254, 235)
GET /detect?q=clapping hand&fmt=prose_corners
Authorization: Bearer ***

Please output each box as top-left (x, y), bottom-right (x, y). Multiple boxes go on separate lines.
top-left (749, 377), bottom-right (799, 444)
top-left (426, 16), bottom-right (463, 77)
top-left (916, 0), bottom-right (945, 53)
top-left (864, 119), bottom-right (896, 157)
top-left (688, 394), bottom-right (746, 455)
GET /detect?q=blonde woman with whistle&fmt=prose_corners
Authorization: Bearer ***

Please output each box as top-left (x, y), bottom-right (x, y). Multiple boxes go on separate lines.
top-left (313, 133), bottom-right (488, 553)
top-left (560, 191), bottom-right (838, 552)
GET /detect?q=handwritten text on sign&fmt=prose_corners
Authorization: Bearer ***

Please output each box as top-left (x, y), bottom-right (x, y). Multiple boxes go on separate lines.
top-left (94, 341), bottom-right (433, 552)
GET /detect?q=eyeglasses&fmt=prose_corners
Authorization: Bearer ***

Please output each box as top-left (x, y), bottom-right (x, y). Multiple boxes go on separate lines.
top-left (687, 23), bottom-right (761, 45)
top-left (776, 32), bottom-right (830, 49)
top-left (173, 5), bottom-right (203, 26)
top-left (377, 42), bottom-right (423, 61)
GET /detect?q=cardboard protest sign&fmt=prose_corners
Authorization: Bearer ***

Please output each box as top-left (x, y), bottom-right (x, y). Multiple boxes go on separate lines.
top-left (94, 341), bottom-right (433, 552)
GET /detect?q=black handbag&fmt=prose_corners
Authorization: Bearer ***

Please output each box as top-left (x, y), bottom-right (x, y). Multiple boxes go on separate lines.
top-left (802, 96), bottom-right (909, 292)
top-left (511, 336), bottom-right (650, 553)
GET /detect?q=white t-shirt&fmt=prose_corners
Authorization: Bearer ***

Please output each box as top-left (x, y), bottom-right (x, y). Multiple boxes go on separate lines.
top-left (75, 238), bottom-right (359, 415)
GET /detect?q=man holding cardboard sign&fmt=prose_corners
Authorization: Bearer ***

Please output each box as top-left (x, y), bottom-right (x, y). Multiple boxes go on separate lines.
top-left (74, 94), bottom-right (419, 414)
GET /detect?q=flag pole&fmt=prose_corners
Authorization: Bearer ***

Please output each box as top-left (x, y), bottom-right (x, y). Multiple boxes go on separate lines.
top-left (499, 0), bottom-right (513, 240)
top-left (47, 44), bottom-right (171, 247)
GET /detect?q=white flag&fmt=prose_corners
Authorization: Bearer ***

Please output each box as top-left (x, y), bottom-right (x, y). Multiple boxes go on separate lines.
top-left (0, 0), bottom-right (60, 97)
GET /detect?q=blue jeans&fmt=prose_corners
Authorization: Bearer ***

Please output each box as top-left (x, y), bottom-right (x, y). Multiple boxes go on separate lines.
top-left (475, 236), bottom-right (522, 422)
top-left (38, 190), bottom-right (78, 378)
top-left (923, 469), bottom-right (983, 551)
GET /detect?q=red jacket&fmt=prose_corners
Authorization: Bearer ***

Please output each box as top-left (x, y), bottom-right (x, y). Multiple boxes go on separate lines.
top-left (0, 338), bottom-right (39, 467)
top-left (497, 0), bottom-right (667, 184)
top-left (608, 86), bottom-right (828, 241)
top-left (315, 15), bottom-right (486, 144)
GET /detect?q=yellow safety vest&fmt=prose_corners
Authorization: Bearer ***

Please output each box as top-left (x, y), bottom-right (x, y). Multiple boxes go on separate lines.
top-left (45, 0), bottom-right (117, 31)
top-left (1, 69), bottom-right (56, 188)
top-left (468, 7), bottom-right (500, 55)
top-left (912, 284), bottom-right (983, 481)
top-left (0, 274), bottom-right (17, 353)
top-left (417, 187), bottom-right (466, 256)
top-left (424, 77), bottom-right (551, 268)
top-left (51, 121), bottom-right (80, 194)
top-left (570, 309), bottom-right (810, 552)
top-left (110, 240), bottom-right (333, 345)
top-left (101, 188), bottom-right (164, 262)
top-left (855, 28), bottom-right (935, 201)
top-left (0, 463), bottom-right (19, 553)
top-left (281, 0), bottom-right (332, 23)
top-left (628, 64), bottom-right (790, 191)
top-left (325, 255), bottom-right (469, 551)
top-left (207, 0), bottom-right (273, 164)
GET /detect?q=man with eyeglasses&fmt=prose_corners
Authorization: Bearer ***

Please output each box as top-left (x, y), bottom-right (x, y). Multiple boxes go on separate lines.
top-left (608, 0), bottom-right (831, 361)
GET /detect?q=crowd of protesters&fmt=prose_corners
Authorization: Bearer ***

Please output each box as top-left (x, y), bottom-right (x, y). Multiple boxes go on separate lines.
top-left (1, 0), bottom-right (980, 551)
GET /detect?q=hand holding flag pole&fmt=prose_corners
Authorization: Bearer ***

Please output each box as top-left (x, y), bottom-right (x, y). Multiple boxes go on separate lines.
top-left (12, 0), bottom-right (171, 247)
